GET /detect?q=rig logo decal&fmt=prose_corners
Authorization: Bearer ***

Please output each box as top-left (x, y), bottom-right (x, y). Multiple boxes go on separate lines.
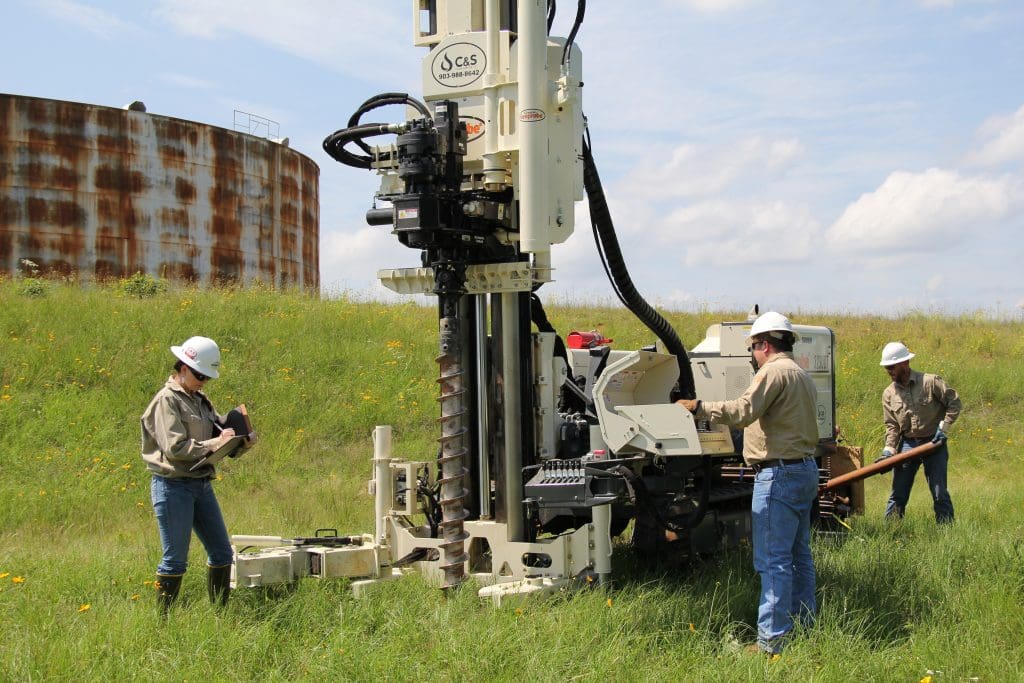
top-left (431, 43), bottom-right (486, 88)
top-left (519, 108), bottom-right (546, 123)
top-left (462, 116), bottom-right (485, 142)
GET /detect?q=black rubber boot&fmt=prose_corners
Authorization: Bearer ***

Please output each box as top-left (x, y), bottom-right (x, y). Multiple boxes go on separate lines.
top-left (155, 574), bottom-right (183, 616)
top-left (207, 564), bottom-right (231, 606)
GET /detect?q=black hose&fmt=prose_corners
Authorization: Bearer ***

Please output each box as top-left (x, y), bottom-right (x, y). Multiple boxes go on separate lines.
top-left (322, 122), bottom-right (397, 169)
top-left (581, 133), bottom-right (696, 399)
top-left (346, 93), bottom-right (431, 156)
top-left (562, 0), bottom-right (585, 65)
top-left (547, 0), bottom-right (556, 34)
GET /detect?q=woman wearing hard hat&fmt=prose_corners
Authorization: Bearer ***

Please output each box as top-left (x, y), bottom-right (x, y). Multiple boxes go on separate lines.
top-left (140, 335), bottom-right (243, 614)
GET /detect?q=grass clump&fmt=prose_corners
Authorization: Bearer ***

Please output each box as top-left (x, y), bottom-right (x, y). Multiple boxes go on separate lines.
top-left (118, 272), bottom-right (168, 298)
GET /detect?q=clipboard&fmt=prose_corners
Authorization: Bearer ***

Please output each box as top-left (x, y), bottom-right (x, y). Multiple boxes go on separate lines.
top-left (189, 404), bottom-right (254, 471)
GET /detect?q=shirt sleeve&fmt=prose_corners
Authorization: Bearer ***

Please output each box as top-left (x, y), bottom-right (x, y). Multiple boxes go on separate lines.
top-left (932, 375), bottom-right (962, 426)
top-left (699, 368), bottom-right (781, 429)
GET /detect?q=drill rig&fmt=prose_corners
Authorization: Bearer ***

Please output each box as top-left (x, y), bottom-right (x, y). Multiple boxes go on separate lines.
top-left (232, 0), bottom-right (841, 603)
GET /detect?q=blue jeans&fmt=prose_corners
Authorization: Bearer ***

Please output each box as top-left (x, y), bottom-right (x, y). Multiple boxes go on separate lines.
top-left (884, 437), bottom-right (954, 523)
top-left (151, 475), bottom-right (233, 575)
top-left (751, 458), bottom-right (819, 654)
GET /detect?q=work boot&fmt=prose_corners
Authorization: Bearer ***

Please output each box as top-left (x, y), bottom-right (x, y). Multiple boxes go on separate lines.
top-left (155, 574), bottom-right (183, 616)
top-left (207, 564), bottom-right (231, 606)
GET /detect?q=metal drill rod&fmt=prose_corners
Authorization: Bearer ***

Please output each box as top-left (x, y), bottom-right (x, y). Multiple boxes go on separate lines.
top-left (473, 295), bottom-right (492, 519)
top-left (823, 440), bottom-right (939, 490)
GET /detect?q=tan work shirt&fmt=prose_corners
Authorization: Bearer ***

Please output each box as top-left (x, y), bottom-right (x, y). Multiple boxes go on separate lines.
top-left (883, 369), bottom-right (961, 451)
top-left (696, 352), bottom-right (819, 465)
top-left (141, 377), bottom-right (222, 479)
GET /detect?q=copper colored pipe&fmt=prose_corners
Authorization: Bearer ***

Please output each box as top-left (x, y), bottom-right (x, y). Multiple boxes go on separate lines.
top-left (823, 440), bottom-right (940, 491)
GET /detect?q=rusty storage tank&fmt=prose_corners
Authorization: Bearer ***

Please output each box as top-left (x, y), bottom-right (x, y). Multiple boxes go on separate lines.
top-left (0, 93), bottom-right (318, 289)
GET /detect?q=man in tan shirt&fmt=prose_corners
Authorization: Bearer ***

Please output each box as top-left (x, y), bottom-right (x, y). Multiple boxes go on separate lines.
top-left (679, 311), bottom-right (820, 656)
top-left (879, 341), bottom-right (961, 523)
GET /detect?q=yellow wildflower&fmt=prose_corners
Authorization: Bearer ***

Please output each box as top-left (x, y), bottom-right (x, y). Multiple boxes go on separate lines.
top-left (12, 576), bottom-right (25, 584)
top-left (606, 598), bottom-right (613, 607)
top-left (0, 572), bottom-right (8, 579)
top-left (131, 594), bottom-right (140, 601)
top-left (78, 604), bottom-right (91, 612)
top-left (689, 623), bottom-right (696, 633)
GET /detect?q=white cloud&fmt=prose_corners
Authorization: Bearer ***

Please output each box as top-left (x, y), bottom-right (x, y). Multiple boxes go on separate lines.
top-left (36, 0), bottom-right (136, 39)
top-left (660, 199), bottom-right (820, 267)
top-left (153, 0), bottom-right (413, 85)
top-left (826, 168), bottom-right (1024, 253)
top-left (966, 104), bottom-right (1024, 167)
top-left (320, 225), bottom-right (405, 291)
top-left (620, 136), bottom-right (805, 200)
top-left (662, 0), bottom-right (764, 12)
top-left (916, 0), bottom-right (998, 7)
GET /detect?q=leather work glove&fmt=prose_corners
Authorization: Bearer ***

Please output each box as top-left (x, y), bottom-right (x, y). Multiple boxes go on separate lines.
top-left (676, 399), bottom-right (700, 414)
top-left (933, 422), bottom-right (948, 444)
top-left (876, 447), bottom-right (895, 463)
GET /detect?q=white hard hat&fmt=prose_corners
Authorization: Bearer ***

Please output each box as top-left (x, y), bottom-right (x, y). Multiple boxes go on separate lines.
top-left (748, 311), bottom-right (794, 340)
top-left (171, 336), bottom-right (221, 379)
top-left (879, 341), bottom-right (914, 367)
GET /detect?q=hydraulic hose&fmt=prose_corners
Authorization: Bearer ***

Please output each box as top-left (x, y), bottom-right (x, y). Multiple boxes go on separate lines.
top-left (561, 0), bottom-right (585, 65)
top-left (322, 122), bottom-right (400, 169)
top-left (323, 92), bottom-right (431, 169)
top-left (581, 134), bottom-right (696, 399)
top-left (347, 92), bottom-right (431, 156)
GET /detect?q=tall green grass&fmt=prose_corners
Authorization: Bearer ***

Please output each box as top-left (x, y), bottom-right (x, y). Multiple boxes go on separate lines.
top-left (1, 282), bottom-right (1022, 681)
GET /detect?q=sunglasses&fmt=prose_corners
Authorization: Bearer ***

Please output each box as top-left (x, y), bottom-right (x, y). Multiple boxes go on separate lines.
top-left (189, 367), bottom-right (210, 382)
top-left (749, 341), bottom-right (767, 352)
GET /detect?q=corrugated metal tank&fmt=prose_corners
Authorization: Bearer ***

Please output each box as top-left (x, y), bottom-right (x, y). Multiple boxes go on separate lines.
top-left (0, 93), bottom-right (319, 289)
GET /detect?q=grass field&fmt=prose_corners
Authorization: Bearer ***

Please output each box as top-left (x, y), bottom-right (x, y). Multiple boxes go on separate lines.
top-left (1, 280), bottom-right (1022, 681)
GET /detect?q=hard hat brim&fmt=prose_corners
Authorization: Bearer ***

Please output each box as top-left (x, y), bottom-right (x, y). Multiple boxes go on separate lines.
top-left (879, 352), bottom-right (915, 367)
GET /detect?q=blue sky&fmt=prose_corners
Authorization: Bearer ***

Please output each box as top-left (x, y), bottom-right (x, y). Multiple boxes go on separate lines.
top-left (3, 1), bottom-right (1022, 316)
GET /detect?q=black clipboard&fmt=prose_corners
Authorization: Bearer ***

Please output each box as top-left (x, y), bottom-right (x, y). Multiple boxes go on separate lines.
top-left (189, 404), bottom-right (253, 471)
